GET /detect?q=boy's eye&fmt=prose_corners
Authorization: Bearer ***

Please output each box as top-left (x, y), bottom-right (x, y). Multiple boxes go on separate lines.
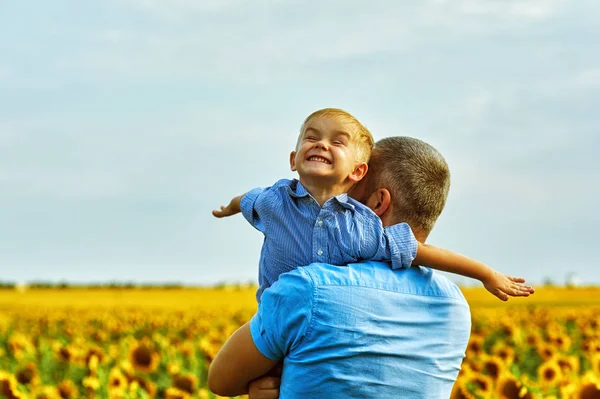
top-left (333, 140), bottom-right (344, 145)
top-left (306, 136), bottom-right (317, 141)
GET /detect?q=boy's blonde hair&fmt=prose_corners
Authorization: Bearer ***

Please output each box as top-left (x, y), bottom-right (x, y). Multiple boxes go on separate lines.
top-left (298, 108), bottom-right (374, 164)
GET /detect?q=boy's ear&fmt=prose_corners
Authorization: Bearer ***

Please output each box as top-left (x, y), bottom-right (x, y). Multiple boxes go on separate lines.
top-left (289, 151), bottom-right (297, 171)
top-left (348, 162), bottom-right (368, 183)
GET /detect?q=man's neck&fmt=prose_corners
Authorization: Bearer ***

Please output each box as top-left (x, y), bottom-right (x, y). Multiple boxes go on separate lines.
top-left (298, 177), bottom-right (354, 207)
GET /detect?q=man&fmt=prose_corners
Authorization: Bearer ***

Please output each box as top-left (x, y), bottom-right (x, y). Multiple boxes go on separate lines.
top-left (208, 137), bottom-right (472, 398)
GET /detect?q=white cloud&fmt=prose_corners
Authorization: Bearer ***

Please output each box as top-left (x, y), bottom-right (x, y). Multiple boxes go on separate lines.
top-left (576, 68), bottom-right (600, 89)
top-left (436, 0), bottom-right (565, 19)
top-left (119, 0), bottom-right (250, 21)
top-left (54, 0), bottom-right (585, 82)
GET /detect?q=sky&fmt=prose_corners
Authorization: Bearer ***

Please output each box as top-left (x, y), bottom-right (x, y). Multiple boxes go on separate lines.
top-left (0, 0), bottom-right (599, 286)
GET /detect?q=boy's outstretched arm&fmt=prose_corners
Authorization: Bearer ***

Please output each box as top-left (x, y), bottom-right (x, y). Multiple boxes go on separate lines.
top-left (213, 194), bottom-right (244, 218)
top-left (414, 243), bottom-right (535, 301)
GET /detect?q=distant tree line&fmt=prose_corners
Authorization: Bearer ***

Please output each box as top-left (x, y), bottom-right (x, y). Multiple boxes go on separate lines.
top-left (0, 280), bottom-right (185, 289)
top-left (0, 280), bottom-right (257, 289)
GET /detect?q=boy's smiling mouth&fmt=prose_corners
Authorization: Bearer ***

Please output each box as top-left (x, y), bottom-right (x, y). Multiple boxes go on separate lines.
top-left (307, 156), bottom-right (331, 164)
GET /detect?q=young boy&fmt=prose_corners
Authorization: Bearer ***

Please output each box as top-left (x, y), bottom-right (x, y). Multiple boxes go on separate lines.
top-left (213, 108), bottom-right (534, 302)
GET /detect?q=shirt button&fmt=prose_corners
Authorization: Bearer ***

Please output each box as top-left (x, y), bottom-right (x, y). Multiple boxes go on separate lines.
top-left (317, 249), bottom-right (324, 256)
top-left (316, 219), bottom-right (323, 226)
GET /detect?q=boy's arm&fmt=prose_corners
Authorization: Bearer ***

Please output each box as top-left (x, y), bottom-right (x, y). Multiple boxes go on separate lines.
top-left (212, 194), bottom-right (244, 218)
top-left (414, 243), bottom-right (535, 301)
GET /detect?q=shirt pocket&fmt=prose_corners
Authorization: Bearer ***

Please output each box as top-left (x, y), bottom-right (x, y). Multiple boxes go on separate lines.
top-left (329, 217), bottom-right (361, 265)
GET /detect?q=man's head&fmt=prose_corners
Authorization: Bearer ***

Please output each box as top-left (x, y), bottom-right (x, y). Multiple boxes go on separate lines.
top-left (290, 108), bottom-right (374, 188)
top-left (349, 137), bottom-right (450, 241)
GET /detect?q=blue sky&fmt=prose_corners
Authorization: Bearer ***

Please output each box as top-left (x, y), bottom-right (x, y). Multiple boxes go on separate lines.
top-left (1, 0), bottom-right (598, 286)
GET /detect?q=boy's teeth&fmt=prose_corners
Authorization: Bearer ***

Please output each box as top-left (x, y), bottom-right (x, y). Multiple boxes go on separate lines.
top-left (308, 156), bottom-right (330, 163)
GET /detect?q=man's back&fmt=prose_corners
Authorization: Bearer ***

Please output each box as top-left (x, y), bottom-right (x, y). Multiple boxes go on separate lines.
top-left (250, 261), bottom-right (471, 398)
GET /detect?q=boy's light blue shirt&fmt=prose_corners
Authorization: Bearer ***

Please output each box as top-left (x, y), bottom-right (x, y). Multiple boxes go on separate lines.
top-left (240, 178), bottom-right (418, 301)
top-left (250, 261), bottom-right (471, 398)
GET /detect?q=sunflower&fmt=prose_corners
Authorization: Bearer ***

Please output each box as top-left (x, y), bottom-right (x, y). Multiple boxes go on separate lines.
top-left (54, 344), bottom-right (76, 363)
top-left (537, 360), bottom-right (563, 387)
top-left (128, 376), bottom-right (157, 399)
top-left (481, 355), bottom-right (505, 380)
top-left (82, 376), bottom-right (100, 392)
top-left (493, 345), bottom-right (516, 365)
top-left (525, 331), bottom-right (542, 347)
top-left (7, 333), bottom-right (35, 360)
top-left (537, 341), bottom-right (557, 361)
top-left (551, 333), bottom-right (572, 352)
top-left (90, 329), bottom-right (108, 343)
top-left (84, 345), bottom-right (106, 369)
top-left (164, 387), bottom-right (191, 399)
top-left (15, 362), bottom-right (40, 386)
top-left (0, 371), bottom-right (23, 399)
top-left (129, 340), bottom-right (161, 373)
top-left (496, 373), bottom-right (533, 399)
top-left (172, 373), bottom-right (198, 394)
top-left (108, 367), bottom-right (129, 393)
top-left (575, 372), bottom-right (600, 399)
top-left (31, 386), bottom-right (61, 399)
top-left (557, 354), bottom-right (580, 376)
top-left (167, 362), bottom-right (181, 376)
top-left (177, 341), bottom-right (196, 358)
top-left (57, 379), bottom-right (78, 399)
top-left (467, 374), bottom-right (494, 398)
top-left (466, 334), bottom-right (485, 357)
top-left (591, 353), bottom-right (600, 376)
top-left (449, 380), bottom-right (477, 399)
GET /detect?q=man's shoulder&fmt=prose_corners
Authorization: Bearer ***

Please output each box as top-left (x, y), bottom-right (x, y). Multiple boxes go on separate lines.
top-left (300, 261), bottom-right (468, 302)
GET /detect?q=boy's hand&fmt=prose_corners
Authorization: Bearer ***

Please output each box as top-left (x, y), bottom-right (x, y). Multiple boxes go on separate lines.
top-left (248, 376), bottom-right (281, 399)
top-left (248, 363), bottom-right (282, 399)
top-left (212, 204), bottom-right (240, 218)
top-left (212, 195), bottom-right (243, 218)
top-left (483, 271), bottom-right (535, 301)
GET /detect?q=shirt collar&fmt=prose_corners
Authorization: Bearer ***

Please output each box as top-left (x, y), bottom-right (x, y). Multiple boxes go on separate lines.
top-left (287, 179), bottom-right (356, 213)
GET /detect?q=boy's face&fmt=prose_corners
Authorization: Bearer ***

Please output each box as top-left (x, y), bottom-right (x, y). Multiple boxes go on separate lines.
top-left (290, 116), bottom-right (367, 186)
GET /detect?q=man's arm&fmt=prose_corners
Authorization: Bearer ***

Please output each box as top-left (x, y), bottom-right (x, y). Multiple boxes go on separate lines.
top-left (208, 322), bottom-right (279, 397)
top-left (209, 269), bottom-right (313, 398)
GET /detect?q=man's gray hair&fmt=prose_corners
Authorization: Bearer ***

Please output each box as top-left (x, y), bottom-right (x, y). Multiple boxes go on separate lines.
top-left (367, 137), bottom-right (450, 235)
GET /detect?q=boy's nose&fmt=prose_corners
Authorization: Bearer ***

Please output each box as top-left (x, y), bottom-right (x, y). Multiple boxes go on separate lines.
top-left (313, 140), bottom-right (328, 150)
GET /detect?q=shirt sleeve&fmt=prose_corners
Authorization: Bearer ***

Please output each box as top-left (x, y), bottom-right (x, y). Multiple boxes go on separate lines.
top-left (240, 179), bottom-right (292, 233)
top-left (358, 210), bottom-right (418, 270)
top-left (240, 187), bottom-right (268, 232)
top-left (249, 269), bottom-right (314, 360)
top-left (383, 223), bottom-right (418, 269)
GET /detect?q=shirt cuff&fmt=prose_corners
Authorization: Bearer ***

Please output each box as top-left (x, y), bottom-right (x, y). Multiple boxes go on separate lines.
top-left (240, 187), bottom-right (264, 226)
top-left (388, 223), bottom-right (418, 270)
top-left (249, 312), bottom-right (281, 361)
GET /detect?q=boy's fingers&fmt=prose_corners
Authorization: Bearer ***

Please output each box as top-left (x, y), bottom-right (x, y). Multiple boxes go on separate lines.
top-left (510, 276), bottom-right (526, 283)
top-left (515, 284), bottom-right (535, 293)
top-left (495, 290), bottom-right (508, 301)
top-left (257, 377), bottom-right (280, 389)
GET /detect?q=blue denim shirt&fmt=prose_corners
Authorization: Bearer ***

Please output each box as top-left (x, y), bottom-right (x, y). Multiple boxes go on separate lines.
top-left (240, 179), bottom-right (418, 301)
top-left (250, 261), bottom-right (471, 398)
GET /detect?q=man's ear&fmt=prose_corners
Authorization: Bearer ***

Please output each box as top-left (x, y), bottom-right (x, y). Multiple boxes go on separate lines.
top-left (348, 162), bottom-right (368, 183)
top-left (366, 188), bottom-right (391, 218)
top-left (290, 151), bottom-right (297, 171)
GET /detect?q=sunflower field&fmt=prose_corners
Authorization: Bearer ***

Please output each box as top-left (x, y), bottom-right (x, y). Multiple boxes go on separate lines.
top-left (1, 286), bottom-right (600, 399)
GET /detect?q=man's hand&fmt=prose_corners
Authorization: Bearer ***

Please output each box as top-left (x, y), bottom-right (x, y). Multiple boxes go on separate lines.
top-left (483, 272), bottom-right (535, 301)
top-left (248, 376), bottom-right (281, 399)
top-left (212, 195), bottom-right (244, 218)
